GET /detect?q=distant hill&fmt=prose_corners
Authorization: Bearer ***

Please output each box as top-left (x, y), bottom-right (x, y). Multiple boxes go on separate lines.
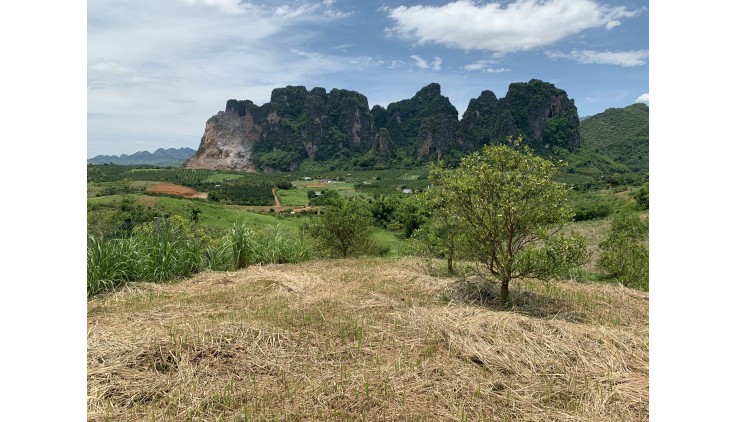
top-left (580, 103), bottom-right (648, 175)
top-left (580, 103), bottom-right (648, 150)
top-left (552, 103), bottom-right (648, 188)
top-left (88, 147), bottom-right (196, 166)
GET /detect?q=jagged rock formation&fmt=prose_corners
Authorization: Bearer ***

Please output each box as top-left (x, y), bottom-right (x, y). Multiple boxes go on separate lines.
top-left (184, 80), bottom-right (580, 171)
top-left (463, 79), bottom-right (580, 151)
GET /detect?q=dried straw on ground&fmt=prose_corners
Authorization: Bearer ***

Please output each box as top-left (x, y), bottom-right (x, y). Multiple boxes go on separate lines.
top-left (88, 257), bottom-right (648, 421)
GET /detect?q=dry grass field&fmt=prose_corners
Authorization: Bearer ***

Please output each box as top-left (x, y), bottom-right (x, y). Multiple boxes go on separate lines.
top-left (87, 258), bottom-right (648, 421)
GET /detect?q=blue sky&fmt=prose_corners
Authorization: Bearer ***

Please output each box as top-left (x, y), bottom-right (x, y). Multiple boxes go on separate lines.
top-left (87, 0), bottom-right (649, 157)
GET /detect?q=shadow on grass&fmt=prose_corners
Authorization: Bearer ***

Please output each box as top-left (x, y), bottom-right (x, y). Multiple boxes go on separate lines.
top-left (440, 277), bottom-right (590, 323)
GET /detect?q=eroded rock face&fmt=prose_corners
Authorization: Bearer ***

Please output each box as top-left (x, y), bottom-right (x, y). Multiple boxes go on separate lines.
top-left (416, 114), bottom-right (471, 160)
top-left (182, 110), bottom-right (257, 172)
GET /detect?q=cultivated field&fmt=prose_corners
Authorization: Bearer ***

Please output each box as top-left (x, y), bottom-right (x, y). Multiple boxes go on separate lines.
top-left (148, 182), bottom-right (208, 199)
top-left (87, 258), bottom-right (648, 421)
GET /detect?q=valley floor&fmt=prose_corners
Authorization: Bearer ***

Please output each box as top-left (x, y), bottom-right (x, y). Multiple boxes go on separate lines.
top-left (87, 257), bottom-right (648, 421)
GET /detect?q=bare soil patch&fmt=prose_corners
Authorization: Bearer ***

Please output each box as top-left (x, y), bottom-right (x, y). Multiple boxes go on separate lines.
top-left (148, 183), bottom-right (208, 199)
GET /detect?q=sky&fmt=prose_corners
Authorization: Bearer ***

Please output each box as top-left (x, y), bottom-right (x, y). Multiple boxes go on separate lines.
top-left (88, 0), bottom-right (649, 158)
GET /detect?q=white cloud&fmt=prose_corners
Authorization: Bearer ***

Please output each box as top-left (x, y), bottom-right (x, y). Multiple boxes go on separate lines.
top-left (87, 0), bottom-right (357, 156)
top-left (431, 57), bottom-right (442, 71)
top-left (385, 0), bottom-right (642, 53)
top-left (410, 55), bottom-right (429, 69)
top-left (545, 49), bottom-right (649, 66)
top-left (463, 60), bottom-right (509, 73)
top-left (89, 60), bottom-right (133, 74)
top-left (410, 55), bottom-right (442, 71)
top-left (636, 92), bottom-right (649, 105)
top-left (178, 0), bottom-right (249, 15)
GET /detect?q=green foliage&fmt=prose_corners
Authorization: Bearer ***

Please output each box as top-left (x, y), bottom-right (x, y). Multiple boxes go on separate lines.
top-left (633, 183), bottom-right (649, 210)
top-left (308, 189), bottom-right (341, 206)
top-left (87, 216), bottom-right (211, 296)
top-left (430, 136), bottom-right (586, 304)
top-left (578, 103), bottom-right (649, 178)
top-left (597, 211), bottom-right (649, 290)
top-left (395, 196), bottom-right (428, 238)
top-left (523, 233), bottom-right (590, 280)
top-left (208, 183), bottom-right (274, 205)
top-left (568, 189), bottom-right (625, 221)
top-left (410, 187), bottom-right (466, 273)
top-left (254, 149), bottom-right (301, 171)
top-left (227, 222), bottom-right (314, 269)
top-left (87, 215), bottom-right (315, 296)
top-left (229, 221), bottom-right (256, 270)
top-left (252, 225), bottom-right (314, 264)
top-left (307, 198), bottom-right (376, 258)
top-left (369, 195), bottom-right (402, 228)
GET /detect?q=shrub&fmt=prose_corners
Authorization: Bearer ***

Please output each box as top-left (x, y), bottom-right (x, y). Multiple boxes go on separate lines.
top-left (597, 211), bottom-right (649, 289)
top-left (307, 198), bottom-right (376, 258)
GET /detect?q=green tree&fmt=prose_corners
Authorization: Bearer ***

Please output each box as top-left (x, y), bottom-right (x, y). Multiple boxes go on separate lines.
top-left (413, 186), bottom-right (465, 274)
top-left (430, 136), bottom-right (588, 304)
top-left (396, 196), bottom-right (428, 238)
top-left (308, 198), bottom-right (375, 258)
top-left (597, 210), bottom-right (649, 289)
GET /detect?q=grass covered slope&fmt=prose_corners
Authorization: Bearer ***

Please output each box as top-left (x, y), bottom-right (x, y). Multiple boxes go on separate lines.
top-left (88, 258), bottom-right (648, 421)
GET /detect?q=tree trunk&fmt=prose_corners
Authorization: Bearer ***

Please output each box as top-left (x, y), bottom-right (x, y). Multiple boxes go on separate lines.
top-left (500, 280), bottom-right (510, 305)
top-left (447, 256), bottom-right (453, 274)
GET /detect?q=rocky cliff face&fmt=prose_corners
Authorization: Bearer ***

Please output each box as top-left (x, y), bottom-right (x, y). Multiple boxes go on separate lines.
top-left (488, 79), bottom-right (580, 151)
top-left (183, 80), bottom-right (580, 171)
top-left (182, 110), bottom-right (257, 171)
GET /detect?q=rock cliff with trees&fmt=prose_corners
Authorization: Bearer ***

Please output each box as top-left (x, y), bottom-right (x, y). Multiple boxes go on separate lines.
top-left (183, 80), bottom-right (580, 172)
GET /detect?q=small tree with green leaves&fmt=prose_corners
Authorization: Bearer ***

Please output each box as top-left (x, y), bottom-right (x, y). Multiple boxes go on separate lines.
top-left (598, 210), bottom-right (649, 289)
top-left (430, 136), bottom-right (588, 304)
top-left (412, 186), bottom-right (465, 274)
top-left (308, 198), bottom-right (375, 258)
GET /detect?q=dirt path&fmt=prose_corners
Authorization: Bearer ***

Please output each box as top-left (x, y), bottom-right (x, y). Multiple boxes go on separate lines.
top-left (272, 187), bottom-right (281, 207)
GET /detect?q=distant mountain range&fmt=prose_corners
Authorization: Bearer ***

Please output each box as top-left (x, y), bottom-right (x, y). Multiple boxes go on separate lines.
top-left (87, 147), bottom-right (196, 166)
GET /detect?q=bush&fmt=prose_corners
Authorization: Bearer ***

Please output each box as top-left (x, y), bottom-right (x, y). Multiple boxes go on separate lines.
top-left (597, 211), bottom-right (649, 289)
top-left (307, 198), bottom-right (376, 258)
top-left (633, 183), bottom-right (649, 210)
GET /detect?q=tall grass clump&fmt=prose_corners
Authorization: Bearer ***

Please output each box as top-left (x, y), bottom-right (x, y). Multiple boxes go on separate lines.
top-left (252, 225), bottom-right (314, 264)
top-left (87, 235), bottom-right (130, 296)
top-left (87, 216), bottom-right (209, 296)
top-left (134, 216), bottom-right (206, 282)
top-left (88, 217), bottom-right (317, 297)
top-left (227, 222), bottom-right (314, 269)
top-left (229, 221), bottom-right (257, 269)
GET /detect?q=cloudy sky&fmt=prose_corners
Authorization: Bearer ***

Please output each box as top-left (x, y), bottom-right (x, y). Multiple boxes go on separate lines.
top-left (87, 0), bottom-right (649, 157)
